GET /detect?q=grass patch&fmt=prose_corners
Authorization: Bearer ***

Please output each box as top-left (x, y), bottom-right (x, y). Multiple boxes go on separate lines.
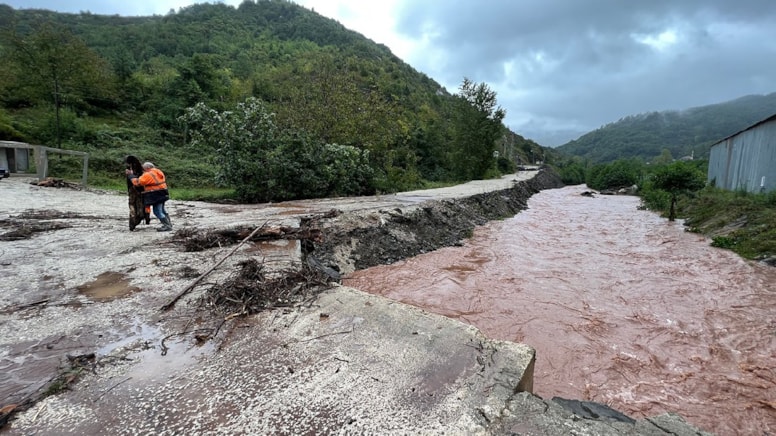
top-left (172, 187), bottom-right (236, 202)
top-left (674, 187), bottom-right (776, 260)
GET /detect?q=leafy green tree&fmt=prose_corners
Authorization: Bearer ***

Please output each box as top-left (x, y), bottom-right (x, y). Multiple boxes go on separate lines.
top-left (451, 77), bottom-right (505, 180)
top-left (651, 161), bottom-right (706, 221)
top-left (270, 52), bottom-right (413, 188)
top-left (180, 98), bottom-right (373, 202)
top-left (274, 55), bottom-right (399, 155)
top-left (653, 148), bottom-right (674, 165)
top-left (2, 22), bottom-right (116, 146)
top-left (555, 157), bottom-right (587, 185)
top-left (586, 158), bottom-right (644, 191)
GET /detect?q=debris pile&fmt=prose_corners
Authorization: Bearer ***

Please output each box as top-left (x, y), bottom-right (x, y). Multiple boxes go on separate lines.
top-left (34, 178), bottom-right (81, 189)
top-left (199, 259), bottom-right (332, 316)
top-left (173, 225), bottom-right (323, 252)
top-left (0, 209), bottom-right (94, 241)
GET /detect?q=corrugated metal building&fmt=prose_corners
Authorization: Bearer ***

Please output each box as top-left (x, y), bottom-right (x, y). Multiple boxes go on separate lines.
top-left (708, 114), bottom-right (776, 193)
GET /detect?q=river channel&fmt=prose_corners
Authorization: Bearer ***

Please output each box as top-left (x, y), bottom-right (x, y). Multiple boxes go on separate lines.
top-left (343, 184), bottom-right (776, 435)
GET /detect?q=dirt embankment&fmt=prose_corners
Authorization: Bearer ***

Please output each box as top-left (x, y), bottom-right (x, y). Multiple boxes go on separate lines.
top-left (309, 169), bottom-right (565, 275)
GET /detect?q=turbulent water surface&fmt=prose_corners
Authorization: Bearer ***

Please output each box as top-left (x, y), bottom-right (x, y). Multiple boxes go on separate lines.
top-left (344, 185), bottom-right (776, 435)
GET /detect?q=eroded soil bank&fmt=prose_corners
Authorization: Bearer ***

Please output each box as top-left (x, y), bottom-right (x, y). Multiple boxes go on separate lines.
top-left (307, 168), bottom-right (566, 275)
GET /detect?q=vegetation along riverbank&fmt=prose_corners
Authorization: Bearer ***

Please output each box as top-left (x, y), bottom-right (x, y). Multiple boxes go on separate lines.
top-left (556, 157), bottom-right (776, 265)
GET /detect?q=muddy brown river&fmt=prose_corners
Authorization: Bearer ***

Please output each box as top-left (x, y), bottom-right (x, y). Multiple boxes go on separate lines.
top-left (344, 185), bottom-right (776, 435)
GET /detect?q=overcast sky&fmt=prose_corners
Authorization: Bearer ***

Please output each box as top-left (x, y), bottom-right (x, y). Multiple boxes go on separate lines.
top-left (5, 0), bottom-right (776, 146)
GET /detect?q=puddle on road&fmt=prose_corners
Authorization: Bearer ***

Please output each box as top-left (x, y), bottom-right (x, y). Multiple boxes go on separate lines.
top-left (77, 272), bottom-right (139, 301)
top-left (97, 319), bottom-right (216, 382)
top-left (1, 317), bottom-right (216, 409)
top-left (1, 335), bottom-right (94, 406)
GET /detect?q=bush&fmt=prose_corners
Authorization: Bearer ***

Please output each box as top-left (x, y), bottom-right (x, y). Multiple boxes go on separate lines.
top-left (180, 98), bottom-right (376, 202)
top-left (555, 159), bottom-right (586, 185)
top-left (496, 156), bottom-right (515, 174)
top-left (711, 235), bottom-right (737, 249)
top-left (639, 184), bottom-right (671, 211)
top-left (586, 159), bottom-right (644, 191)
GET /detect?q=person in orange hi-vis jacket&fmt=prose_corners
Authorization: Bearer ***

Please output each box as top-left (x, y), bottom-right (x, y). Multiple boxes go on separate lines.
top-left (125, 162), bottom-right (173, 232)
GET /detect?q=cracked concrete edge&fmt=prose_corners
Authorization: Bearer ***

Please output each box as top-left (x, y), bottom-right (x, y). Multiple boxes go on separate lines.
top-left (308, 286), bottom-right (712, 435)
top-left (306, 284), bottom-right (540, 434)
top-left (498, 392), bottom-right (713, 436)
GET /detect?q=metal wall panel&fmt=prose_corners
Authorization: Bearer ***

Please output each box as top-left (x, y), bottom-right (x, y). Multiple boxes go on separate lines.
top-left (708, 119), bottom-right (776, 193)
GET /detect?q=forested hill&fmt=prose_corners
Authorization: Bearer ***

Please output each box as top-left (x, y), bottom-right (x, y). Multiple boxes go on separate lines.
top-left (0, 1), bottom-right (545, 199)
top-left (555, 93), bottom-right (776, 163)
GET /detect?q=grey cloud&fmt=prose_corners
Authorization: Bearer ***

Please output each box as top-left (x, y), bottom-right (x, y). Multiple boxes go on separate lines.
top-left (395, 0), bottom-right (776, 144)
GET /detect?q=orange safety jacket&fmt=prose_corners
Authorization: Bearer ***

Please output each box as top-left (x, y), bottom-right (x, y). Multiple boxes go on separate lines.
top-left (132, 168), bottom-right (167, 192)
top-left (130, 168), bottom-right (169, 206)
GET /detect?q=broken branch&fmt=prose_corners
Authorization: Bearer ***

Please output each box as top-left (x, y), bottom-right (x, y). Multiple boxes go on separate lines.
top-left (161, 223), bottom-right (266, 312)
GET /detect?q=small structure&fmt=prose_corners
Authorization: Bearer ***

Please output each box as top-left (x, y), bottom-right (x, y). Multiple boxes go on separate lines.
top-left (0, 140), bottom-right (31, 174)
top-left (707, 114), bottom-right (776, 193)
top-left (0, 140), bottom-right (89, 185)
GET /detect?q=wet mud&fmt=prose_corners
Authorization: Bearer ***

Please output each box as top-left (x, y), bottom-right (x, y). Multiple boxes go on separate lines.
top-left (344, 185), bottom-right (776, 435)
top-left (77, 272), bottom-right (140, 301)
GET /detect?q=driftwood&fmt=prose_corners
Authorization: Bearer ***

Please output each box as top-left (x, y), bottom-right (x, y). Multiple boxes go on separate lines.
top-left (161, 224), bottom-right (265, 312)
top-left (0, 299), bottom-right (49, 315)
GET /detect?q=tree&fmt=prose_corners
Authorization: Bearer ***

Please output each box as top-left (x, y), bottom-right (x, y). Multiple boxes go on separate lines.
top-left (274, 54), bottom-right (399, 154)
top-left (651, 161), bottom-right (706, 221)
top-left (180, 98), bottom-right (374, 202)
top-left (586, 158), bottom-right (644, 191)
top-left (2, 22), bottom-right (116, 146)
top-left (653, 148), bottom-right (674, 165)
top-left (451, 77), bottom-right (505, 180)
top-left (271, 52), bottom-right (409, 188)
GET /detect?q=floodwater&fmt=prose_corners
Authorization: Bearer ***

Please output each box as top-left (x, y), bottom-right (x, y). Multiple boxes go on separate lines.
top-left (344, 185), bottom-right (776, 435)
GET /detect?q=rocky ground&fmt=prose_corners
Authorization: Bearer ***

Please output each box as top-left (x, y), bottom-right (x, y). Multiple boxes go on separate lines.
top-left (0, 171), bottom-right (711, 435)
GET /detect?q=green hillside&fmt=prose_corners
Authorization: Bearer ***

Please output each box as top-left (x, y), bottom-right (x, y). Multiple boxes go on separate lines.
top-left (0, 1), bottom-right (547, 200)
top-left (556, 93), bottom-right (776, 163)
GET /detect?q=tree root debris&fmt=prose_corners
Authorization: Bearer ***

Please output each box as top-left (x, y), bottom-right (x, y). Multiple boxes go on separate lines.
top-left (198, 258), bottom-right (333, 317)
top-left (34, 178), bottom-right (81, 189)
top-left (0, 209), bottom-right (103, 241)
top-left (0, 221), bottom-right (72, 241)
top-left (172, 225), bottom-right (323, 252)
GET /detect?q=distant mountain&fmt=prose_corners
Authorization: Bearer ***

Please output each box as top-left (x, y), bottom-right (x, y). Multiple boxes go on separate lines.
top-left (519, 126), bottom-right (587, 148)
top-left (555, 93), bottom-right (776, 163)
